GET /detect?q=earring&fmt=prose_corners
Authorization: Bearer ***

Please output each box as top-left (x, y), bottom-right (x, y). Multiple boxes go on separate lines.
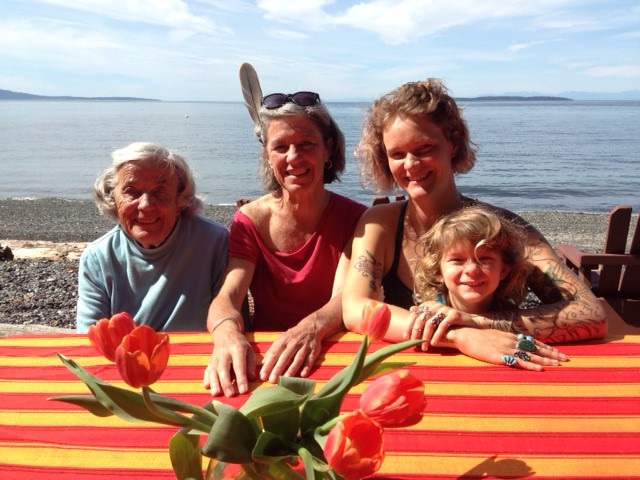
top-left (325, 160), bottom-right (333, 169)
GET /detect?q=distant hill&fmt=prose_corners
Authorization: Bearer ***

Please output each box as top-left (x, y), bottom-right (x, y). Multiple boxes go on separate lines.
top-left (0, 89), bottom-right (160, 101)
top-left (456, 95), bottom-right (572, 102)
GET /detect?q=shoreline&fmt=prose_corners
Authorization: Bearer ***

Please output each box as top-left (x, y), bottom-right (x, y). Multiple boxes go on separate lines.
top-left (0, 197), bottom-right (620, 252)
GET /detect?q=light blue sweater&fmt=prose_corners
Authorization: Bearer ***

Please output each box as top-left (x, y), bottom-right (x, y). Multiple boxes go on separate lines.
top-left (76, 215), bottom-right (228, 333)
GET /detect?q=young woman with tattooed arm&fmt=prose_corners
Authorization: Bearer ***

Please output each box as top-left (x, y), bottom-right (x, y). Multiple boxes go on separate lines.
top-left (342, 78), bottom-right (606, 370)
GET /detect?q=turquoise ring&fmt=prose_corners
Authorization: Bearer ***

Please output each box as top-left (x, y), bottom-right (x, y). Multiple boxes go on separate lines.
top-left (502, 355), bottom-right (517, 367)
top-left (516, 334), bottom-right (536, 352)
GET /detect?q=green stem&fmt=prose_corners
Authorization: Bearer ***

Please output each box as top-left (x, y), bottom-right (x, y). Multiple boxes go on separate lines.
top-left (151, 391), bottom-right (218, 426)
top-left (142, 386), bottom-right (211, 434)
top-left (315, 415), bottom-right (342, 436)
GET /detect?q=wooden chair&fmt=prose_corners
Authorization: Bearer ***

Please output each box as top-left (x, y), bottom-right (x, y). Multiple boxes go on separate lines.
top-left (372, 194), bottom-right (406, 205)
top-left (556, 205), bottom-right (640, 325)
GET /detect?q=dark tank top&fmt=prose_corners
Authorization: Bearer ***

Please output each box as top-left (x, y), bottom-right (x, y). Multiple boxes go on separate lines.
top-left (381, 201), bottom-right (416, 309)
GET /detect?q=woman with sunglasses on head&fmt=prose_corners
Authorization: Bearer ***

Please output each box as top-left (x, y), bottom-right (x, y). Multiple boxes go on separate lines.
top-left (204, 86), bottom-right (367, 397)
top-left (342, 78), bottom-right (607, 370)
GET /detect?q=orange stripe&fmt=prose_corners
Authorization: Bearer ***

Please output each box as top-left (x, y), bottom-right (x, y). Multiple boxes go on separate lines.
top-left (4, 409), bottom-right (639, 433)
top-left (3, 377), bottom-right (638, 398)
top-left (2, 444), bottom-right (639, 477)
top-left (3, 351), bottom-right (640, 368)
top-left (379, 453), bottom-right (640, 477)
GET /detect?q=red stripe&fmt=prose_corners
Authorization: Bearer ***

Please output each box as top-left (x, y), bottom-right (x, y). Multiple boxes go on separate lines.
top-left (2, 338), bottom-right (638, 360)
top-left (0, 464), bottom-right (175, 479)
top-left (339, 395), bottom-right (640, 416)
top-left (3, 425), bottom-right (638, 456)
top-left (383, 430), bottom-right (640, 455)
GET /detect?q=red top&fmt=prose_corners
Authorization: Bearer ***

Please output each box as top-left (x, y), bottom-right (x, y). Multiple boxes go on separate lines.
top-left (228, 193), bottom-right (367, 330)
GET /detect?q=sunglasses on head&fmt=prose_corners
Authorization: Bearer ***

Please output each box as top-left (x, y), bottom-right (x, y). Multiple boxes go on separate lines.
top-left (262, 91), bottom-right (321, 109)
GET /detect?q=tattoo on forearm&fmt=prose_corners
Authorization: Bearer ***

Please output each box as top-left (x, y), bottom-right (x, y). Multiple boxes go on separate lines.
top-left (355, 250), bottom-right (382, 293)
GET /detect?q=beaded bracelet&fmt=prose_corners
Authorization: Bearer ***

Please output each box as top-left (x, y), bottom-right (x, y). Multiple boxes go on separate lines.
top-left (210, 315), bottom-right (242, 335)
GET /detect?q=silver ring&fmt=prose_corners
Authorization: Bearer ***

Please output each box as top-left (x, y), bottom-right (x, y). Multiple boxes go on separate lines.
top-left (429, 313), bottom-right (446, 327)
top-left (415, 305), bottom-right (431, 317)
top-left (513, 350), bottom-right (531, 362)
top-left (502, 355), bottom-right (517, 367)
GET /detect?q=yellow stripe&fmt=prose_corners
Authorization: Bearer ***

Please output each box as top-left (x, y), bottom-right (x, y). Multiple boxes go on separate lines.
top-left (3, 351), bottom-right (640, 368)
top-left (3, 408), bottom-right (639, 433)
top-left (379, 453), bottom-right (640, 477)
top-left (1, 444), bottom-right (638, 476)
top-left (2, 377), bottom-right (638, 398)
top-left (0, 443), bottom-right (170, 469)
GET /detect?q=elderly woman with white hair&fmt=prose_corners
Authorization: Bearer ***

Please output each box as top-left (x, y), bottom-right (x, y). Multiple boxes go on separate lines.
top-left (76, 142), bottom-right (228, 333)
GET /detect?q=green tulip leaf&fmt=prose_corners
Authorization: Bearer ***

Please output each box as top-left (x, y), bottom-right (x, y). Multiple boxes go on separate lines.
top-left (239, 385), bottom-right (309, 419)
top-left (355, 339), bottom-right (422, 384)
top-left (261, 408), bottom-right (300, 441)
top-left (278, 376), bottom-right (316, 396)
top-left (202, 403), bottom-right (258, 464)
top-left (296, 445), bottom-right (333, 480)
top-left (50, 394), bottom-right (114, 417)
top-left (314, 338), bottom-right (422, 398)
top-left (365, 361), bottom-right (416, 378)
top-left (299, 339), bottom-right (368, 434)
top-left (53, 353), bottom-right (192, 428)
top-left (252, 431), bottom-right (297, 463)
top-left (169, 429), bottom-right (204, 480)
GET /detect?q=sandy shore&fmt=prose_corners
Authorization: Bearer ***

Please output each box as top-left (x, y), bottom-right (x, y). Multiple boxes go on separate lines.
top-left (1, 198), bottom-right (632, 336)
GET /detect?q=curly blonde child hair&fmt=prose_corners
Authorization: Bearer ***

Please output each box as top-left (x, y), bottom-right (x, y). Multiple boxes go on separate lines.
top-left (413, 205), bottom-right (529, 310)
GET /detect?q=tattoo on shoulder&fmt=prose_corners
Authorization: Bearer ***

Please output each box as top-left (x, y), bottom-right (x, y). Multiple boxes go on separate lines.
top-left (355, 250), bottom-right (382, 293)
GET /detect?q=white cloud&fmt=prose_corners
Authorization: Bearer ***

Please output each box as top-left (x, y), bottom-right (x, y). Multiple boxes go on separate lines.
top-left (265, 28), bottom-right (309, 41)
top-left (507, 38), bottom-right (562, 53)
top-left (36, 0), bottom-right (222, 35)
top-left (586, 65), bottom-right (640, 78)
top-left (256, 0), bottom-right (582, 45)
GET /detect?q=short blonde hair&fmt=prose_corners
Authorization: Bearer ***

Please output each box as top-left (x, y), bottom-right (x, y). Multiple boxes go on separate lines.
top-left (413, 206), bottom-right (528, 309)
top-left (93, 142), bottom-right (203, 220)
top-left (356, 78), bottom-right (476, 192)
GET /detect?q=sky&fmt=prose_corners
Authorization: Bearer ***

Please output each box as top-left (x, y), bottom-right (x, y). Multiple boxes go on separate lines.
top-left (1, 0), bottom-right (639, 101)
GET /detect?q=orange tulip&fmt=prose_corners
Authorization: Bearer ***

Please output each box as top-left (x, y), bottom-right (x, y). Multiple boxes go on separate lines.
top-left (115, 325), bottom-right (170, 388)
top-left (361, 300), bottom-right (391, 342)
top-left (360, 369), bottom-right (425, 427)
top-left (88, 312), bottom-right (136, 362)
top-left (323, 410), bottom-right (384, 480)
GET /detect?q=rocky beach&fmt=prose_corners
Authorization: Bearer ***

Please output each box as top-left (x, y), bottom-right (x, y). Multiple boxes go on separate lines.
top-left (0, 198), bottom-right (625, 336)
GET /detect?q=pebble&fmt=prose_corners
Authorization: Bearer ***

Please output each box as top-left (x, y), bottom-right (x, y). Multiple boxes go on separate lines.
top-left (0, 258), bottom-right (79, 329)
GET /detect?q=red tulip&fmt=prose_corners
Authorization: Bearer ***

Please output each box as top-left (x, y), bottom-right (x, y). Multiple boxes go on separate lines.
top-left (88, 312), bottom-right (136, 362)
top-left (323, 410), bottom-right (384, 480)
top-left (115, 325), bottom-right (170, 388)
top-left (361, 300), bottom-right (391, 342)
top-left (360, 369), bottom-right (425, 427)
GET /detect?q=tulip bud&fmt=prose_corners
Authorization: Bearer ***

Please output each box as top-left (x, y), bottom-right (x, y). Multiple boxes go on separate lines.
top-left (323, 410), bottom-right (384, 480)
top-left (115, 325), bottom-right (170, 388)
top-left (88, 312), bottom-right (136, 362)
top-left (361, 300), bottom-right (391, 342)
top-left (360, 369), bottom-right (425, 427)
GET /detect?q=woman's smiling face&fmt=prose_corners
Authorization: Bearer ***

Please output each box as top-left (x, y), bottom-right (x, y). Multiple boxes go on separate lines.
top-left (382, 115), bottom-right (456, 198)
top-left (265, 115), bottom-right (330, 193)
top-left (113, 160), bottom-right (182, 248)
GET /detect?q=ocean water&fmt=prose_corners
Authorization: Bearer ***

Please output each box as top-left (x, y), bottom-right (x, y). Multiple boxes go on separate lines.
top-left (0, 100), bottom-right (638, 212)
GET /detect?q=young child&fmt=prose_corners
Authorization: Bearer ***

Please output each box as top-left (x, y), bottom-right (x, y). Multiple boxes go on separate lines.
top-left (413, 205), bottom-right (529, 314)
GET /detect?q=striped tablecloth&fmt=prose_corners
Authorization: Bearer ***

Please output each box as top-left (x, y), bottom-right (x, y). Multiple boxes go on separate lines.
top-left (1, 309), bottom-right (639, 479)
